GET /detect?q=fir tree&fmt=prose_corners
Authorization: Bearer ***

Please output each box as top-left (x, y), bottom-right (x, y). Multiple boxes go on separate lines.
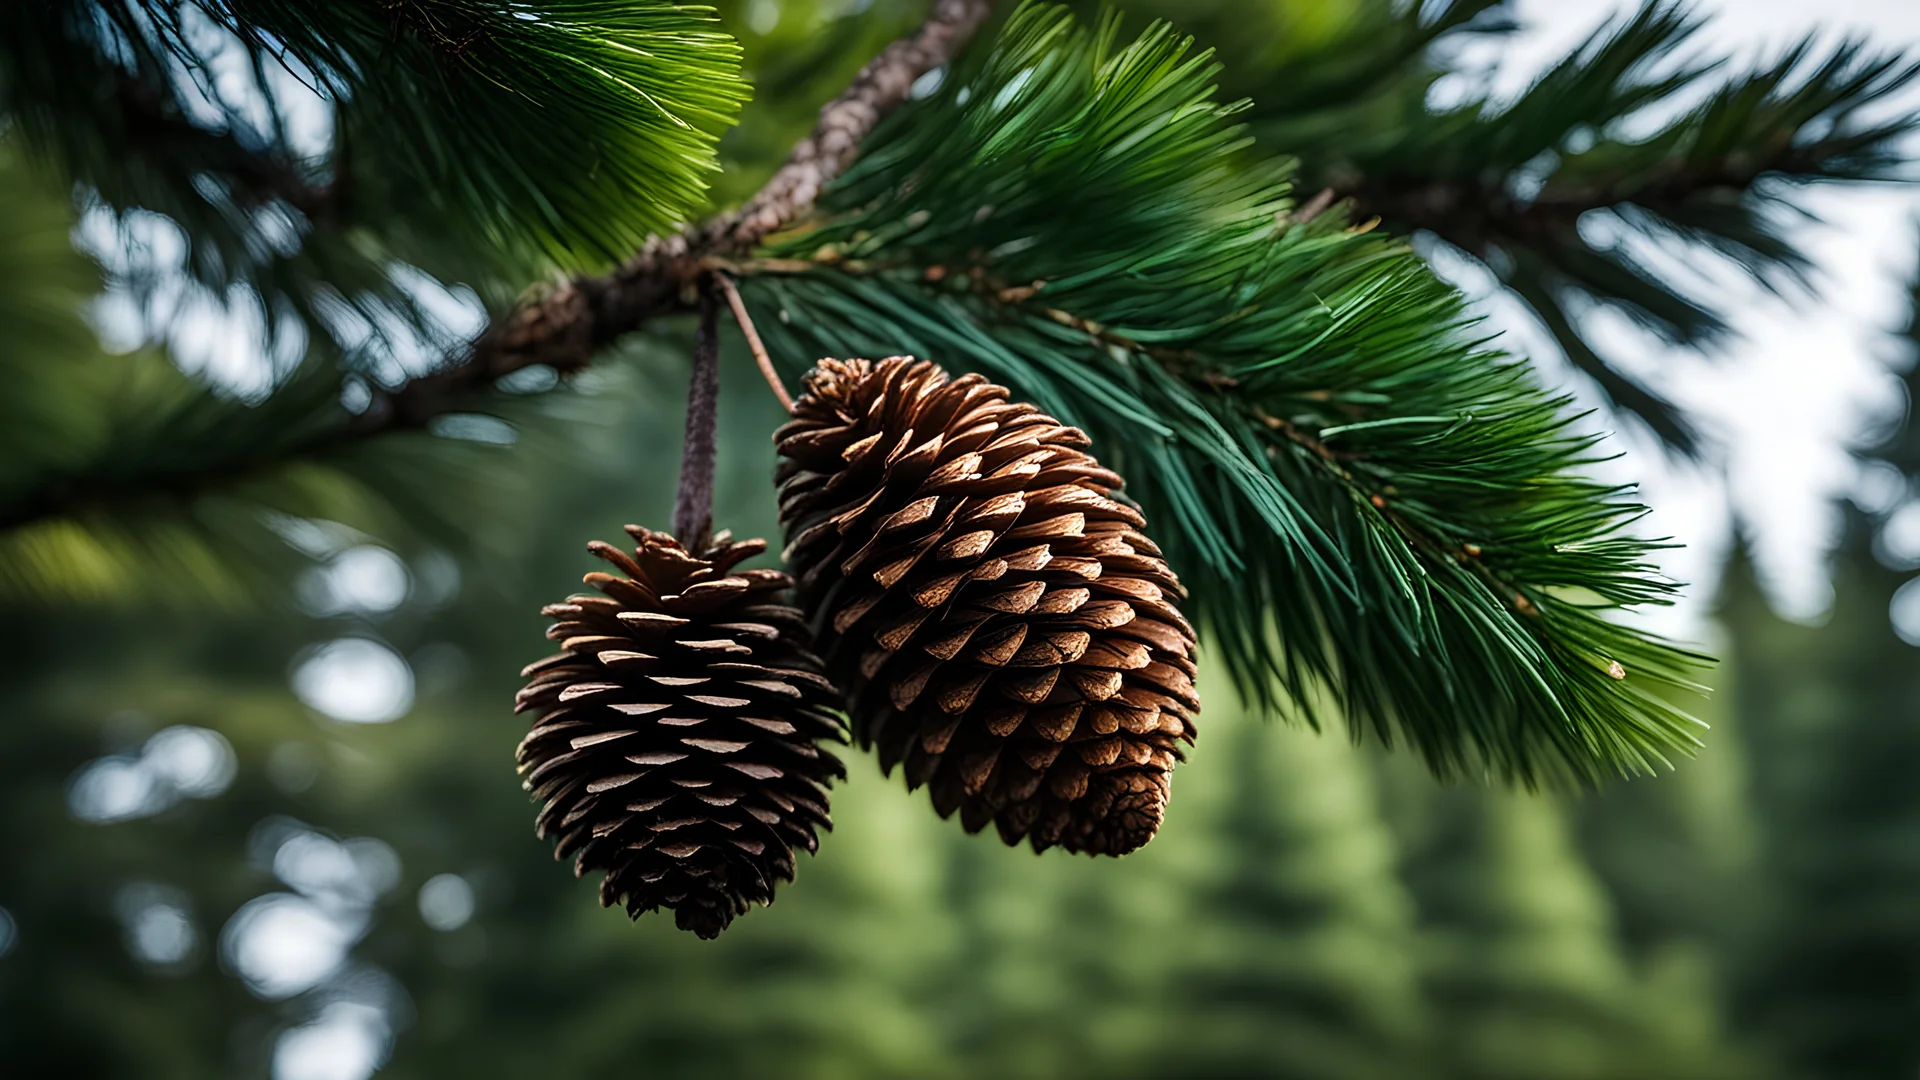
top-left (1397, 783), bottom-right (1747, 1080)
top-left (1162, 689), bottom-right (1430, 1080)
top-left (1725, 272), bottom-right (1920, 1080)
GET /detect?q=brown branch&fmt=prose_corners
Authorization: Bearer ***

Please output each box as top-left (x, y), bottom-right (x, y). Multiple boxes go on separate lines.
top-left (723, 254), bottom-right (1225, 374)
top-left (1287, 187), bottom-right (1337, 226)
top-left (0, 0), bottom-right (995, 535)
top-left (339, 0), bottom-right (988, 435)
top-left (1251, 408), bottom-right (1351, 469)
top-left (719, 0), bottom-right (993, 251)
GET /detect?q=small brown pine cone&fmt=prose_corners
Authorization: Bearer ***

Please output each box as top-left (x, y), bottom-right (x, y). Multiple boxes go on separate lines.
top-left (774, 357), bottom-right (1199, 856)
top-left (515, 526), bottom-right (846, 938)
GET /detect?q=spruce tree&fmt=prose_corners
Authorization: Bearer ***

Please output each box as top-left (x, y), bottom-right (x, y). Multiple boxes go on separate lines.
top-left (1161, 688), bottom-right (1430, 1080)
top-left (1397, 784), bottom-right (1747, 1080)
top-left (1725, 273), bottom-right (1920, 1080)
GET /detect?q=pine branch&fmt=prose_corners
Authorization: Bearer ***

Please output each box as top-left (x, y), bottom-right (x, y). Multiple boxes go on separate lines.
top-left (0, 0), bottom-right (1707, 783)
top-left (0, 351), bottom-right (549, 607)
top-left (216, 0), bottom-right (756, 264)
top-left (90, 69), bottom-right (334, 220)
top-left (0, 0), bottom-right (996, 537)
top-left (721, 0), bottom-right (996, 250)
top-left (461, 0), bottom-right (996, 379)
top-left (1339, 32), bottom-right (1920, 239)
top-left (1093, 0), bottom-right (1511, 126)
top-left (375, 0), bottom-right (991, 429)
top-left (0, 2), bottom-right (511, 380)
top-left (731, 4), bottom-right (1708, 785)
top-left (1, 0), bottom-right (762, 398)
top-left (1268, 1), bottom-right (1920, 453)
top-left (1502, 258), bottom-right (1700, 451)
top-left (0, 148), bottom-right (503, 605)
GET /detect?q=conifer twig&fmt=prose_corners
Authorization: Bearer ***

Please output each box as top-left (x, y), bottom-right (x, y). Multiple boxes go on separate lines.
top-left (713, 272), bottom-right (792, 412)
top-left (0, 1), bottom-right (994, 536)
top-left (435, 0), bottom-right (993, 388)
top-left (718, 0), bottom-right (994, 252)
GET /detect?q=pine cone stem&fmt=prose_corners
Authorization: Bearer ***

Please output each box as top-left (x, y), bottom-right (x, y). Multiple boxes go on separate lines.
top-left (672, 282), bottom-right (722, 546)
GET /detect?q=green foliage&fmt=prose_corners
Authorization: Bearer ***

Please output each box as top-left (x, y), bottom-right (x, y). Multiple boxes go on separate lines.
top-left (0, 407), bottom-right (1751, 1076)
top-left (1118, 0), bottom-right (1920, 453)
top-left (1402, 787), bottom-right (1745, 1080)
top-left (0, 0), bottom-right (749, 384)
top-left (1721, 282), bottom-right (1920, 1077)
top-left (1, 1), bottom-right (748, 268)
top-left (1387, 3), bottom-right (1916, 451)
top-left (706, 0), bottom-right (930, 208)
top-left (1078, 0), bottom-right (1509, 141)
top-left (1164, 691), bottom-right (1430, 1079)
top-left (0, 141), bottom-right (575, 607)
top-left (0, 1), bottom-right (1915, 1076)
top-left (740, 2), bottom-right (1706, 785)
top-left (221, 0), bottom-right (750, 264)
top-left (0, 148), bottom-right (107, 495)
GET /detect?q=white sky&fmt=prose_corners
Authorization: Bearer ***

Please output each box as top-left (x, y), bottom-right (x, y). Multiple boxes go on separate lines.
top-left (1461, 0), bottom-right (1920, 634)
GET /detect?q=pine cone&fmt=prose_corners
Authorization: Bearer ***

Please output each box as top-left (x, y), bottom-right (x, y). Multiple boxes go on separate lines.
top-left (515, 527), bottom-right (846, 938)
top-left (774, 357), bottom-right (1199, 856)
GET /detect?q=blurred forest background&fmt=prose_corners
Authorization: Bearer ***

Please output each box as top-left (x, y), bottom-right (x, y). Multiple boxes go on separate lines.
top-left (4, 1), bottom-right (1920, 1078)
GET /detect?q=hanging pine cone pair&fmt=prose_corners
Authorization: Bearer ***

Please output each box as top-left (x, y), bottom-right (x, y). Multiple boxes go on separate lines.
top-left (514, 355), bottom-right (1199, 937)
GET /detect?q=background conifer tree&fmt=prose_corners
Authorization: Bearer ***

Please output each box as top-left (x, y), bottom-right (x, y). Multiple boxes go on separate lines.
top-left (1390, 782), bottom-right (1749, 1080)
top-left (1720, 282), bottom-right (1920, 1079)
top-left (1163, 690), bottom-right (1431, 1080)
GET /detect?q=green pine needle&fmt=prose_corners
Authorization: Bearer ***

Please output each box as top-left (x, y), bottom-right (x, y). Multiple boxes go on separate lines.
top-left (736, 2), bottom-right (1710, 787)
top-left (1247, 0), bottom-right (1920, 454)
top-left (219, 0), bottom-right (752, 266)
top-left (0, 146), bottom-right (550, 609)
top-left (0, 1), bottom-right (753, 391)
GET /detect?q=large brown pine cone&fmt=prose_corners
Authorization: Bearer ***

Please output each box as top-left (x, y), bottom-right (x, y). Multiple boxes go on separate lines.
top-left (515, 527), bottom-right (845, 938)
top-left (774, 357), bottom-right (1198, 856)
